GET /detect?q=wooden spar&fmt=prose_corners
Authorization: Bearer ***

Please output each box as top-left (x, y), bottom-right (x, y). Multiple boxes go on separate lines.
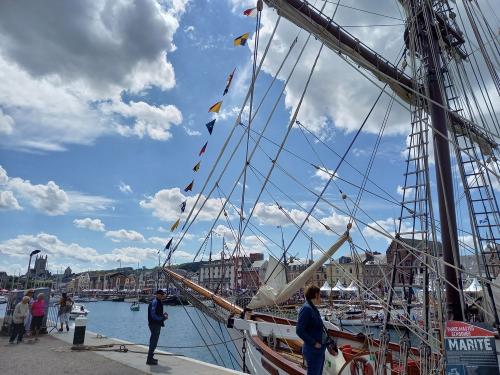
top-left (163, 267), bottom-right (243, 315)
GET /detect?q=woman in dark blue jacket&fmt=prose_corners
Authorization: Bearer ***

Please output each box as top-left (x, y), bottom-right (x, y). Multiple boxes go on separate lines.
top-left (296, 285), bottom-right (326, 375)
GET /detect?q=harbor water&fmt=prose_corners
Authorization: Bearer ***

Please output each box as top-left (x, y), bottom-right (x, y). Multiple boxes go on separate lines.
top-left (0, 301), bottom-right (240, 370)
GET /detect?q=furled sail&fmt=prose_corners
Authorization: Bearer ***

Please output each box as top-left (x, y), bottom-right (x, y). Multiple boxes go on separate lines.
top-left (248, 228), bottom-right (351, 309)
top-left (264, 255), bottom-right (288, 292)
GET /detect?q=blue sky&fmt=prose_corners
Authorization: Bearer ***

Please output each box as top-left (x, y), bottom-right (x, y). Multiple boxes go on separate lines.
top-left (0, 0), bottom-right (494, 275)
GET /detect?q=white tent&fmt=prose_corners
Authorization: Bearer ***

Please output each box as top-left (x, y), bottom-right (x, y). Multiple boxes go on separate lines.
top-left (332, 280), bottom-right (345, 292)
top-left (344, 281), bottom-right (359, 292)
top-left (464, 278), bottom-right (482, 293)
top-left (320, 281), bottom-right (332, 292)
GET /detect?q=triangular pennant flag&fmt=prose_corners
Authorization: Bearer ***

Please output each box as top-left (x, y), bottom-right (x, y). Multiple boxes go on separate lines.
top-left (208, 101), bottom-right (222, 113)
top-left (199, 142), bottom-right (207, 156)
top-left (243, 7), bottom-right (257, 17)
top-left (164, 238), bottom-right (173, 250)
top-left (180, 200), bottom-right (187, 212)
top-left (193, 161), bottom-right (201, 172)
top-left (184, 180), bottom-right (194, 192)
top-left (234, 33), bottom-right (249, 46)
top-left (170, 219), bottom-right (180, 232)
top-left (205, 119), bottom-right (216, 135)
top-left (223, 68), bottom-right (236, 96)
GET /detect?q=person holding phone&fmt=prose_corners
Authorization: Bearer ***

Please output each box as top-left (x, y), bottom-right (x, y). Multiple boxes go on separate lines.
top-left (296, 285), bottom-right (326, 375)
top-left (146, 289), bottom-right (168, 365)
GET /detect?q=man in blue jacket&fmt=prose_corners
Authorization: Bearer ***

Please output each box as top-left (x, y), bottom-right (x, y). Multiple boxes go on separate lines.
top-left (296, 285), bottom-right (325, 375)
top-left (147, 289), bottom-right (168, 365)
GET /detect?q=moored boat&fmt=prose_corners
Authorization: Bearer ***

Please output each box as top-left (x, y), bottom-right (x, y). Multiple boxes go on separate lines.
top-left (70, 304), bottom-right (89, 319)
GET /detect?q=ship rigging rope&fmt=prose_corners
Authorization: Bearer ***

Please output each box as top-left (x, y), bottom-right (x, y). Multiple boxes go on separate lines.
top-left (213, 178), bottom-right (466, 351)
top-left (178, 296), bottom-right (220, 365)
top-left (330, 45), bottom-right (499, 176)
top-left (293, 0), bottom-right (500, 148)
top-left (242, 143), bottom-right (500, 294)
top-left (243, 165), bottom-right (443, 346)
top-left (180, 28), bottom-right (304, 263)
top-left (166, 0), bottom-right (498, 354)
top-left (190, 30), bottom-right (313, 261)
top-left (231, 42), bottom-right (327, 258)
top-left (169, 15), bottom-right (282, 258)
top-left (452, 2), bottom-right (500, 135)
top-left (185, 0), bottom-right (338, 264)
top-left (321, 0), bottom-right (404, 21)
top-left (235, 0), bottom-right (263, 292)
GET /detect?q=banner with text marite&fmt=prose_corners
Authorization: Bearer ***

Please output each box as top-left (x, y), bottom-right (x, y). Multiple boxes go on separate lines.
top-left (445, 321), bottom-right (499, 375)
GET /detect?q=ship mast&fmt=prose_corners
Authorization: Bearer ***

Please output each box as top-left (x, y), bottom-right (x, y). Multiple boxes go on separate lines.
top-left (403, 0), bottom-right (463, 320)
top-left (262, 0), bottom-right (498, 322)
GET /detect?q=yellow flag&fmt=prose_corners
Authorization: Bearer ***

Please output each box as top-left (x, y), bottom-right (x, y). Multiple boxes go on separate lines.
top-left (193, 161), bottom-right (201, 172)
top-left (234, 33), bottom-right (249, 46)
top-left (208, 101), bottom-right (222, 113)
top-left (170, 218), bottom-right (180, 232)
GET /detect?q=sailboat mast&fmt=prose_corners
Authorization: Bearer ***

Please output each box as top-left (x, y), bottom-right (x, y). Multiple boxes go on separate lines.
top-left (404, 0), bottom-right (464, 321)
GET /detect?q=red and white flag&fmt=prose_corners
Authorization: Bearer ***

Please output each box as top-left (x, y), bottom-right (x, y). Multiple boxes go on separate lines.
top-left (243, 7), bottom-right (257, 17)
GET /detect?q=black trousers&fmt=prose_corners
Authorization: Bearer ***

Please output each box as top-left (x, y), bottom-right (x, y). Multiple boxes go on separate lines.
top-left (148, 324), bottom-right (161, 360)
top-left (9, 323), bottom-right (25, 343)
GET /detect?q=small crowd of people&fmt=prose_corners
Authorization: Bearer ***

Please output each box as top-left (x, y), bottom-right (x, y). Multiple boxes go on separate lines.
top-left (9, 289), bottom-right (46, 344)
top-left (8, 290), bottom-right (74, 344)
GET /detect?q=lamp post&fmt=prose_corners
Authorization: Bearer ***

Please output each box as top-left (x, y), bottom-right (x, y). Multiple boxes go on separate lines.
top-left (25, 249), bottom-right (41, 289)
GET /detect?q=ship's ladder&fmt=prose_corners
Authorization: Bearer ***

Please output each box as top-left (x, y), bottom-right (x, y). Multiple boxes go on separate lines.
top-left (440, 50), bottom-right (500, 331)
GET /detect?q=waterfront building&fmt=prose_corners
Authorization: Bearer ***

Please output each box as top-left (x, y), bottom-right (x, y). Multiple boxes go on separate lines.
top-left (325, 261), bottom-right (358, 287)
top-left (63, 266), bottom-right (72, 280)
top-left (287, 258), bottom-right (327, 288)
top-left (78, 273), bottom-right (91, 291)
top-left (34, 255), bottom-right (48, 276)
top-left (385, 238), bottom-right (442, 287)
top-left (199, 254), bottom-right (265, 292)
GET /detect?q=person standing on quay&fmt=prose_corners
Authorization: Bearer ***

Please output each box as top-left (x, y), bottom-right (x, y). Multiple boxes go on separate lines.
top-left (296, 285), bottom-right (326, 375)
top-left (23, 289), bottom-right (35, 336)
top-left (9, 296), bottom-right (30, 344)
top-left (58, 293), bottom-right (72, 332)
top-left (147, 289), bottom-right (168, 365)
top-left (30, 293), bottom-right (46, 341)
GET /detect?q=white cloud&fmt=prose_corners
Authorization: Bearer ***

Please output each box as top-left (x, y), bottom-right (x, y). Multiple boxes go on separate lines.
top-left (0, 190), bottom-right (22, 210)
top-left (140, 187), bottom-right (229, 222)
top-left (314, 167), bottom-right (337, 181)
top-left (396, 185), bottom-right (414, 197)
top-left (361, 217), bottom-right (418, 244)
top-left (0, 0), bottom-right (187, 151)
top-left (105, 229), bottom-right (145, 243)
top-left (100, 100), bottom-right (182, 141)
top-left (7, 177), bottom-right (69, 215)
top-left (0, 165), bottom-right (7, 184)
top-left (73, 218), bottom-right (106, 232)
top-left (0, 108), bottom-right (14, 135)
top-left (118, 181), bottom-right (133, 194)
top-left (253, 202), bottom-right (351, 235)
top-left (148, 236), bottom-right (170, 246)
top-left (0, 232), bottom-right (159, 269)
top-left (0, 165), bottom-right (114, 215)
top-left (184, 127), bottom-right (202, 136)
top-left (243, 2), bottom-right (409, 139)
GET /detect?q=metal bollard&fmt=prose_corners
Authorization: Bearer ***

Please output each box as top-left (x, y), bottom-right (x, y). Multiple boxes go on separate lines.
top-left (73, 317), bottom-right (87, 345)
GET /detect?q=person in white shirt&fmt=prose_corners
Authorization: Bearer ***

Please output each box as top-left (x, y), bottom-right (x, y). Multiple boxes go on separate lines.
top-left (10, 296), bottom-right (30, 344)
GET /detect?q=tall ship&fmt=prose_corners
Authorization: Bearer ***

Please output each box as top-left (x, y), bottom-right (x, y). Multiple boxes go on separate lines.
top-left (160, 0), bottom-right (500, 374)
